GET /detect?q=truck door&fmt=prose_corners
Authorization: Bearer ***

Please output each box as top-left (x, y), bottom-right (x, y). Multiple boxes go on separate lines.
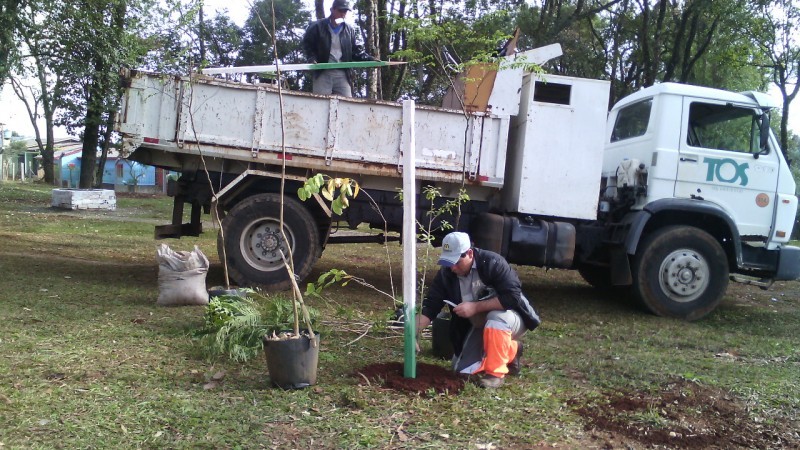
top-left (675, 98), bottom-right (779, 239)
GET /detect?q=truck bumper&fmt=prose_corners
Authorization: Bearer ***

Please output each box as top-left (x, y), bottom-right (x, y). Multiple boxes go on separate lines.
top-left (776, 246), bottom-right (800, 280)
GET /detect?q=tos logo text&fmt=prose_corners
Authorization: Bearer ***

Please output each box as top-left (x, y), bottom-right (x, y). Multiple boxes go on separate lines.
top-left (703, 157), bottom-right (749, 186)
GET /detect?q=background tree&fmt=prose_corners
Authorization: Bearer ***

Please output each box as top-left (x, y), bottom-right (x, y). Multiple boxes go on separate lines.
top-left (6, 0), bottom-right (800, 186)
top-left (9, 0), bottom-right (67, 184)
top-left (0, 0), bottom-right (23, 86)
top-left (238, 0), bottom-right (310, 88)
top-left (9, 0), bottom-right (187, 186)
top-left (357, 0), bottom-right (380, 98)
top-left (314, 0), bottom-right (324, 19)
top-left (749, 0), bottom-right (800, 162)
top-left (517, 0), bottom-right (766, 107)
top-left (789, 133), bottom-right (800, 239)
top-left (55, 0), bottom-right (195, 188)
top-left (199, 14), bottom-right (244, 69)
top-left (387, 4), bottom-right (516, 104)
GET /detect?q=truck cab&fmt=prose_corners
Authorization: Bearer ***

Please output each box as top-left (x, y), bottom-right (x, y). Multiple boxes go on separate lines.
top-left (600, 83), bottom-right (800, 319)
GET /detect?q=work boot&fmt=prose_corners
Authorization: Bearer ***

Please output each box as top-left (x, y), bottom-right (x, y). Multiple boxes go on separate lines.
top-left (508, 341), bottom-right (523, 376)
top-left (478, 374), bottom-right (504, 389)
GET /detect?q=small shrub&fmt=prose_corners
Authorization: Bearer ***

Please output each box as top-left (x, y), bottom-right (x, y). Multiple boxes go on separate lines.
top-left (193, 291), bottom-right (318, 362)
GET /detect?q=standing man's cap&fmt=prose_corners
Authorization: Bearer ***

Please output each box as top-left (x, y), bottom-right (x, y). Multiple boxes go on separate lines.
top-left (332, 0), bottom-right (351, 10)
top-left (438, 232), bottom-right (472, 267)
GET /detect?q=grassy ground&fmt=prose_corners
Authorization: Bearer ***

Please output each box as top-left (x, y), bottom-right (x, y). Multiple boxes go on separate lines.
top-left (1, 182), bottom-right (798, 449)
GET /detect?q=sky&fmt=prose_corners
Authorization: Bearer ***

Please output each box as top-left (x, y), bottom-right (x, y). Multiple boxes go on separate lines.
top-left (202, 0), bottom-right (252, 25)
top-left (1, 1), bottom-right (799, 141)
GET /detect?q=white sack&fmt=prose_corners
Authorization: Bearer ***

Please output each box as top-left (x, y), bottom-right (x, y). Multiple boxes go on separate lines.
top-left (156, 244), bottom-right (210, 306)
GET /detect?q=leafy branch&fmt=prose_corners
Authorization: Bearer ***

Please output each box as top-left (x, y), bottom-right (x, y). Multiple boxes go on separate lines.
top-left (298, 173), bottom-right (360, 215)
top-left (396, 186), bottom-right (470, 299)
top-left (306, 269), bottom-right (397, 305)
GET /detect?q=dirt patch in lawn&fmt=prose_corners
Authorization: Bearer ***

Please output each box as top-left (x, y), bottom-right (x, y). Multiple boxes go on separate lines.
top-left (353, 362), bottom-right (466, 395)
top-left (571, 379), bottom-right (799, 449)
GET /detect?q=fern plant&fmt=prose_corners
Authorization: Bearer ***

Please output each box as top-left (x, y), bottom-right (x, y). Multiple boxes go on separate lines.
top-left (193, 292), bottom-right (318, 362)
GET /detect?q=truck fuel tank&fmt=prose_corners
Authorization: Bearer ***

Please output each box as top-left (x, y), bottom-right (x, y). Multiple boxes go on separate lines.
top-left (471, 213), bottom-right (575, 268)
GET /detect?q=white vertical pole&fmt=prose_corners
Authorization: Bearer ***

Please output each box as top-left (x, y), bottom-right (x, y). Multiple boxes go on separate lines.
top-left (402, 100), bottom-right (417, 378)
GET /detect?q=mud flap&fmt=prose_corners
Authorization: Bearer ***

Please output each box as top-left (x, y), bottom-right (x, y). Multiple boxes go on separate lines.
top-left (610, 246), bottom-right (632, 285)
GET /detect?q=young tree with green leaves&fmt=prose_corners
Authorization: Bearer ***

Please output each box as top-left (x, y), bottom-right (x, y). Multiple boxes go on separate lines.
top-left (390, 8), bottom-right (516, 104)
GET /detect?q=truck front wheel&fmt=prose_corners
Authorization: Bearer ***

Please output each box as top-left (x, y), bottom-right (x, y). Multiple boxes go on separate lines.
top-left (632, 226), bottom-right (728, 321)
top-left (218, 193), bottom-right (321, 291)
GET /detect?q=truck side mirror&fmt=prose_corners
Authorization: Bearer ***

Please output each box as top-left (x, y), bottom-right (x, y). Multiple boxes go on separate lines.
top-left (756, 112), bottom-right (770, 159)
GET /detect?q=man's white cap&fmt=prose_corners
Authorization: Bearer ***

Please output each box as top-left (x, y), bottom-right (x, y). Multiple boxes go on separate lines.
top-left (438, 232), bottom-right (471, 267)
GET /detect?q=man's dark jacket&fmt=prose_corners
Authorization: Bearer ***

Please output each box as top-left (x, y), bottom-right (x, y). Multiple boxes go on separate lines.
top-left (421, 248), bottom-right (540, 357)
top-left (300, 17), bottom-right (373, 82)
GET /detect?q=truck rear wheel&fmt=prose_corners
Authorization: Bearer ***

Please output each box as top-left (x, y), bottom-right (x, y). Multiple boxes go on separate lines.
top-left (632, 226), bottom-right (728, 320)
top-left (218, 193), bottom-right (320, 291)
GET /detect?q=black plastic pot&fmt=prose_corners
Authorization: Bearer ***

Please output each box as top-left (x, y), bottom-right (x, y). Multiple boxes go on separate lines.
top-left (263, 331), bottom-right (320, 389)
top-left (431, 312), bottom-right (454, 360)
top-left (207, 287), bottom-right (247, 298)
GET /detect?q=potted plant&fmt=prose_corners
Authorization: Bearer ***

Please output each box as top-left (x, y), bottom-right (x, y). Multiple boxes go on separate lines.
top-left (261, 251), bottom-right (320, 389)
top-left (193, 289), bottom-right (319, 389)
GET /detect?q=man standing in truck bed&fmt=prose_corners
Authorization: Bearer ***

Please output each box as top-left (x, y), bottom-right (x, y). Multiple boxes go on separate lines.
top-left (416, 232), bottom-right (541, 388)
top-left (300, 0), bottom-right (375, 97)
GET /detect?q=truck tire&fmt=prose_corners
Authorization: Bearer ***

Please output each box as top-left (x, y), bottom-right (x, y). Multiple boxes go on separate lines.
top-left (632, 225), bottom-right (728, 321)
top-left (218, 193), bottom-right (320, 291)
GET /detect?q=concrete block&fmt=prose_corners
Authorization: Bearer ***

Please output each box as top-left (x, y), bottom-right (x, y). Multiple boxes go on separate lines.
top-left (51, 189), bottom-right (117, 211)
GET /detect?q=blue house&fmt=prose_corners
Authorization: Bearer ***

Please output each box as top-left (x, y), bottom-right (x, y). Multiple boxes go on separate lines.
top-left (41, 138), bottom-right (165, 192)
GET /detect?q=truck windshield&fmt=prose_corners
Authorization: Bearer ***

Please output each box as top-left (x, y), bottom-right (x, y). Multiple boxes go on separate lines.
top-left (687, 102), bottom-right (763, 154)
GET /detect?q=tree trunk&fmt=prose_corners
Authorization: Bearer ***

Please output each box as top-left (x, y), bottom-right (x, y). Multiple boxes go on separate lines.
top-left (315, 0), bottom-right (324, 19)
top-left (366, 0), bottom-right (379, 99)
top-left (79, 59), bottom-right (105, 188)
top-left (780, 100), bottom-right (790, 162)
top-left (379, 0), bottom-right (407, 100)
top-left (198, 4), bottom-right (206, 65)
top-left (94, 109), bottom-right (116, 188)
top-left (42, 118), bottom-right (55, 184)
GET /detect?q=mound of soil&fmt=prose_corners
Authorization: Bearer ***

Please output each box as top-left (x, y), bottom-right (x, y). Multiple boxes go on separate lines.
top-left (353, 362), bottom-right (465, 395)
top-left (572, 379), bottom-right (799, 449)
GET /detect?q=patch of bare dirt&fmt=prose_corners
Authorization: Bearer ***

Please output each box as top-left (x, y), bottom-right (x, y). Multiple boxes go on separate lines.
top-left (353, 362), bottom-right (466, 395)
top-left (571, 379), bottom-right (799, 449)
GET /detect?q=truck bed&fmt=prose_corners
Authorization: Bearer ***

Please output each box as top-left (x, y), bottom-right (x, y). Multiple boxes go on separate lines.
top-left (117, 70), bottom-right (511, 187)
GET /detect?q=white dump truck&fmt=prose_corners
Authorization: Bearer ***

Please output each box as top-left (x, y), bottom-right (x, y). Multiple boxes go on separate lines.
top-left (117, 45), bottom-right (800, 320)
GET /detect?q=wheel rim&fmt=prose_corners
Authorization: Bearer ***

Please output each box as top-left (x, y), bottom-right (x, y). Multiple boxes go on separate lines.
top-left (658, 249), bottom-right (709, 303)
top-left (239, 217), bottom-right (294, 272)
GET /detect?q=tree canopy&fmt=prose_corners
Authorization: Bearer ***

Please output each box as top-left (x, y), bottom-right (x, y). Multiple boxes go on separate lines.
top-left (3, 0), bottom-right (800, 186)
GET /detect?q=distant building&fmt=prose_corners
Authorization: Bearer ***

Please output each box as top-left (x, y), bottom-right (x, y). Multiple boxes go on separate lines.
top-left (18, 138), bottom-right (169, 193)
